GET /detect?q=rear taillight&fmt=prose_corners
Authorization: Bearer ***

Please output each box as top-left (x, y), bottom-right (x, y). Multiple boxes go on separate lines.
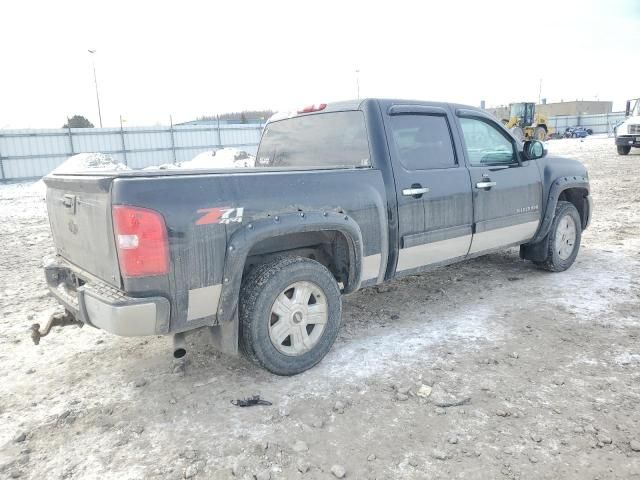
top-left (297, 103), bottom-right (327, 114)
top-left (112, 205), bottom-right (169, 277)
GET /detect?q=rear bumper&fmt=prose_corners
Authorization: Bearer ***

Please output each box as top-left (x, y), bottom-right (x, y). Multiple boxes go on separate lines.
top-left (615, 135), bottom-right (640, 147)
top-left (44, 259), bottom-right (170, 336)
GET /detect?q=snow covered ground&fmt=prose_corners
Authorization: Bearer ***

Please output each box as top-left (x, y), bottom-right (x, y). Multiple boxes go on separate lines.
top-left (0, 136), bottom-right (639, 479)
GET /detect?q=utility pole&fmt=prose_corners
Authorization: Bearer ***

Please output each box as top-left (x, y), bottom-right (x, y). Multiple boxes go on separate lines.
top-left (355, 69), bottom-right (360, 100)
top-left (88, 49), bottom-right (103, 127)
top-left (538, 78), bottom-right (542, 105)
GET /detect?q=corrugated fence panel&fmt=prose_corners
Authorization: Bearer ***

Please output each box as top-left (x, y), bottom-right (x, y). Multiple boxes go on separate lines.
top-left (549, 113), bottom-right (626, 135)
top-left (3, 155), bottom-right (59, 179)
top-left (173, 126), bottom-right (219, 149)
top-left (125, 127), bottom-right (173, 151)
top-left (71, 129), bottom-right (122, 154)
top-left (1, 129), bottom-right (68, 157)
top-left (219, 126), bottom-right (262, 148)
top-left (0, 123), bottom-right (265, 180)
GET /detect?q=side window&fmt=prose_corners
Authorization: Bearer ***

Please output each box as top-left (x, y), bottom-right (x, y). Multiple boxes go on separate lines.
top-left (459, 117), bottom-right (517, 166)
top-left (389, 114), bottom-right (457, 170)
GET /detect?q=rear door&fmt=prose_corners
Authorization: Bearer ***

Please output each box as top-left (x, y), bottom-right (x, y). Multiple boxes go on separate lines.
top-left (453, 111), bottom-right (542, 254)
top-left (383, 104), bottom-right (473, 274)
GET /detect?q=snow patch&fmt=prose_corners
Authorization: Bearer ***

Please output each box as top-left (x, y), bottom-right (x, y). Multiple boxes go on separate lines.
top-left (53, 152), bottom-right (130, 174)
top-left (141, 148), bottom-right (256, 171)
top-left (317, 306), bottom-right (497, 380)
top-left (180, 148), bottom-right (255, 169)
top-left (615, 352), bottom-right (640, 366)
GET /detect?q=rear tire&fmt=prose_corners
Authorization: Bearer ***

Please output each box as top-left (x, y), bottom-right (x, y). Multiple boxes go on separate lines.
top-left (617, 145), bottom-right (631, 155)
top-left (533, 126), bottom-right (546, 141)
top-left (536, 201), bottom-right (582, 272)
top-left (239, 256), bottom-right (342, 376)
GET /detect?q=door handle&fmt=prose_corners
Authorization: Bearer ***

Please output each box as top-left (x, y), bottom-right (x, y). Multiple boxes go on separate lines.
top-left (402, 187), bottom-right (430, 197)
top-left (476, 181), bottom-right (497, 189)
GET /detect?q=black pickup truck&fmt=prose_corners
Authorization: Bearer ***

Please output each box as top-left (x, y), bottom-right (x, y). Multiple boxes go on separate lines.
top-left (41, 99), bottom-right (592, 375)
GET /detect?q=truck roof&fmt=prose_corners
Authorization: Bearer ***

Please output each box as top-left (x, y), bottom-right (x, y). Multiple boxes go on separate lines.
top-left (268, 98), bottom-right (488, 122)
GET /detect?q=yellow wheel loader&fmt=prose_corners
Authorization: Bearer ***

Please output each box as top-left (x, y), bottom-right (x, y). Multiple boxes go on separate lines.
top-left (501, 102), bottom-right (551, 141)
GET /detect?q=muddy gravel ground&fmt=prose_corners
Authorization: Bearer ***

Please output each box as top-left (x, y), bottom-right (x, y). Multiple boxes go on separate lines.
top-left (1, 137), bottom-right (639, 480)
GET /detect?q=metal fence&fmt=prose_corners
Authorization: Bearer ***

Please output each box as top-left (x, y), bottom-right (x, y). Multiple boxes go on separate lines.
top-left (0, 123), bottom-right (264, 181)
top-left (547, 112), bottom-right (625, 136)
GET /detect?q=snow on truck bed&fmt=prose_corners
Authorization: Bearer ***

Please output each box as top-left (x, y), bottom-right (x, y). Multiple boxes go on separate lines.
top-left (51, 148), bottom-right (255, 175)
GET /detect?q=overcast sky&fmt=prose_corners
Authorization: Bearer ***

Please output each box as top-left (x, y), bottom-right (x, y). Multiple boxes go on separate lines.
top-left (1, 0), bottom-right (638, 128)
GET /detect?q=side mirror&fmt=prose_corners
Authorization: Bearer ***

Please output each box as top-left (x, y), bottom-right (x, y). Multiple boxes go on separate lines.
top-left (523, 140), bottom-right (546, 160)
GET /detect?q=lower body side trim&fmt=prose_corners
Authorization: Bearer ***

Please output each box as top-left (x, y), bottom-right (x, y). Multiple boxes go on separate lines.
top-left (469, 220), bottom-right (539, 254)
top-left (397, 234), bottom-right (472, 271)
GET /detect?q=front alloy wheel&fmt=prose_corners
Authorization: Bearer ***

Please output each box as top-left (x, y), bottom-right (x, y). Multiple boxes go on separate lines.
top-left (535, 200), bottom-right (582, 272)
top-left (554, 214), bottom-right (577, 261)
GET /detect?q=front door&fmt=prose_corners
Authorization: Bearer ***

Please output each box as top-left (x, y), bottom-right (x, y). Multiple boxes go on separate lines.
top-left (384, 104), bottom-right (473, 274)
top-left (455, 114), bottom-right (543, 254)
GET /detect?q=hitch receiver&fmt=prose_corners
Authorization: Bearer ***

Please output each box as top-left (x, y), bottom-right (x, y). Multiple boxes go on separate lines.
top-left (31, 311), bottom-right (83, 345)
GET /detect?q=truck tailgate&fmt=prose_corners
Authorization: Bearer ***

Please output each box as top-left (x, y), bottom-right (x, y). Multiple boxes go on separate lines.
top-left (44, 175), bottom-right (121, 288)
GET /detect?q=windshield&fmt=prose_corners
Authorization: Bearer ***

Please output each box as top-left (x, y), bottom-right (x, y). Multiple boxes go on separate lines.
top-left (510, 103), bottom-right (525, 118)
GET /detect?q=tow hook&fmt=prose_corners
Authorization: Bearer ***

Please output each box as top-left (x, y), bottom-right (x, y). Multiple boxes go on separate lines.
top-left (30, 311), bottom-right (83, 345)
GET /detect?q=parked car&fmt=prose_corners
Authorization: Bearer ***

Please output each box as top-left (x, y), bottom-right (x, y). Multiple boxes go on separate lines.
top-left (40, 99), bottom-right (593, 375)
top-left (564, 126), bottom-right (592, 138)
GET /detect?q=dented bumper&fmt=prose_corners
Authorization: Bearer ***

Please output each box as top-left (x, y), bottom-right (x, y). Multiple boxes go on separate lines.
top-left (44, 258), bottom-right (170, 337)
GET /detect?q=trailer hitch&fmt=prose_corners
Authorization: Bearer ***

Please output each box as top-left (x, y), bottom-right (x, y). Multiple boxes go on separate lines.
top-left (30, 311), bottom-right (83, 345)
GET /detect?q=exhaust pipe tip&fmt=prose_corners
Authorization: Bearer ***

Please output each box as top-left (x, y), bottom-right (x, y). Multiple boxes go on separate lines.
top-left (173, 332), bottom-right (187, 359)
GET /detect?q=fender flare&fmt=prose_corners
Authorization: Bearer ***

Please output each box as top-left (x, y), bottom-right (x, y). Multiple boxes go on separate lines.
top-left (216, 211), bottom-right (364, 324)
top-left (530, 175), bottom-right (590, 245)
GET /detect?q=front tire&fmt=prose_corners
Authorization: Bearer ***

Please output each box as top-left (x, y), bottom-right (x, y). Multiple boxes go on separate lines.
top-left (533, 126), bottom-right (546, 141)
top-left (536, 201), bottom-right (582, 272)
top-left (239, 256), bottom-right (342, 375)
top-left (617, 145), bottom-right (631, 155)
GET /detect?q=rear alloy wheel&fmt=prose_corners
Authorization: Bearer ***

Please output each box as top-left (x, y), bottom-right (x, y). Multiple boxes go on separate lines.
top-left (268, 281), bottom-right (328, 356)
top-left (617, 145), bottom-right (631, 155)
top-left (536, 201), bottom-right (582, 272)
top-left (533, 126), bottom-right (547, 141)
top-left (239, 256), bottom-right (342, 375)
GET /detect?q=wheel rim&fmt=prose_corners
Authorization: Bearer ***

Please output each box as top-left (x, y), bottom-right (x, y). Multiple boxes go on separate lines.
top-left (555, 214), bottom-right (577, 260)
top-left (268, 281), bottom-right (328, 356)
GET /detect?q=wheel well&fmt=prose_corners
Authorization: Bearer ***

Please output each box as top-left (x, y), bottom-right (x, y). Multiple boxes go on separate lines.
top-left (243, 230), bottom-right (353, 290)
top-left (558, 187), bottom-right (588, 228)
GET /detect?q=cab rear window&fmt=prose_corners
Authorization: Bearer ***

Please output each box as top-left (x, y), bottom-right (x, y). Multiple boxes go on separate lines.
top-left (257, 111), bottom-right (370, 168)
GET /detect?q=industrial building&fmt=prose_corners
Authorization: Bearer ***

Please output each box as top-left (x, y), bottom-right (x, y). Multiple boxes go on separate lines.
top-left (486, 100), bottom-right (614, 121)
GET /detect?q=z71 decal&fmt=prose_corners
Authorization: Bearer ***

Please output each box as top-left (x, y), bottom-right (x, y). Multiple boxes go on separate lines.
top-left (196, 207), bottom-right (244, 225)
